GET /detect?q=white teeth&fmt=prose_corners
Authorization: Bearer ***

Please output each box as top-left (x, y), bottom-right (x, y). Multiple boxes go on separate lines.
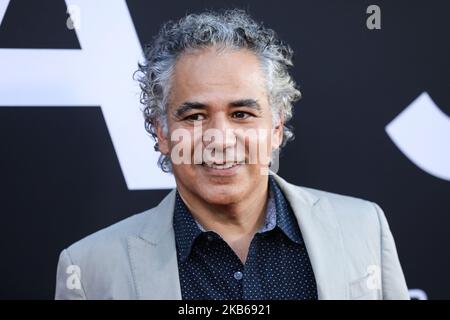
top-left (202, 162), bottom-right (242, 170)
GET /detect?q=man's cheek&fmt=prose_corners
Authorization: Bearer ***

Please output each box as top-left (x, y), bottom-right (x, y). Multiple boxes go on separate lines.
top-left (243, 129), bottom-right (271, 165)
top-left (169, 128), bottom-right (196, 165)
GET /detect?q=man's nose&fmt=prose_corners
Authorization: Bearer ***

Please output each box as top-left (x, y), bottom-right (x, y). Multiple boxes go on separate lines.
top-left (203, 114), bottom-right (237, 150)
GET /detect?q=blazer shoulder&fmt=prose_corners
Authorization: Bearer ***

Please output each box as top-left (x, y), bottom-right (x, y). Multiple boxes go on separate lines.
top-left (62, 189), bottom-right (177, 264)
top-left (280, 176), bottom-right (382, 227)
top-left (64, 206), bottom-right (157, 262)
top-left (303, 186), bottom-right (375, 207)
top-left (272, 173), bottom-right (381, 224)
top-left (301, 186), bottom-right (383, 236)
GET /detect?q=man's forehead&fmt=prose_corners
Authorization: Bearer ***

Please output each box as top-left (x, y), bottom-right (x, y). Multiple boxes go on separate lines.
top-left (171, 56), bottom-right (265, 98)
top-left (168, 47), bottom-right (269, 110)
top-left (172, 47), bottom-right (264, 83)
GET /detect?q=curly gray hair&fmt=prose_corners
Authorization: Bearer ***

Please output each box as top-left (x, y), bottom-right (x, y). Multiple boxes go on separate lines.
top-left (135, 9), bottom-right (301, 172)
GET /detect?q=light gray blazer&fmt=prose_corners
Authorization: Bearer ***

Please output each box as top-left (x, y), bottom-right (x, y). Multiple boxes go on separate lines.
top-left (55, 173), bottom-right (409, 300)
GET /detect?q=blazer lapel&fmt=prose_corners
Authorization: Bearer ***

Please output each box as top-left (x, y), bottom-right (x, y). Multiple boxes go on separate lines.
top-left (272, 173), bottom-right (349, 299)
top-left (127, 189), bottom-right (182, 299)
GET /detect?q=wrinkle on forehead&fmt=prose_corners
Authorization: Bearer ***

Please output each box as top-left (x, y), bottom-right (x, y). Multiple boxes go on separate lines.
top-left (169, 46), bottom-right (269, 109)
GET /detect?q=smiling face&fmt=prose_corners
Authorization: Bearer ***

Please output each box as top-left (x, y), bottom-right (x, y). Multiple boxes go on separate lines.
top-left (156, 46), bottom-right (283, 206)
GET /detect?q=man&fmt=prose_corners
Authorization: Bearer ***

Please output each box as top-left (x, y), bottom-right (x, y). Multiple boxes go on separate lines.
top-left (55, 9), bottom-right (409, 300)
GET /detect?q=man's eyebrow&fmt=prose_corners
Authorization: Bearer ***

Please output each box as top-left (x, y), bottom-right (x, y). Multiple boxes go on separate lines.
top-left (174, 102), bottom-right (207, 117)
top-left (174, 99), bottom-right (261, 117)
top-left (229, 99), bottom-right (261, 110)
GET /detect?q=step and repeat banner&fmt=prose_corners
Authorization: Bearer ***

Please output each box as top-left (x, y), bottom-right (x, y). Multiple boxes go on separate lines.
top-left (0, 0), bottom-right (448, 299)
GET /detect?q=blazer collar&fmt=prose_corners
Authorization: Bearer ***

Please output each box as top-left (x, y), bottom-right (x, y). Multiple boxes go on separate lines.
top-left (271, 173), bottom-right (349, 299)
top-left (137, 188), bottom-right (177, 245)
top-left (128, 189), bottom-right (181, 299)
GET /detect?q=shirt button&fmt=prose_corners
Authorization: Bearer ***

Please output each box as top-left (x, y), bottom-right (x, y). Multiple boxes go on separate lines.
top-left (234, 271), bottom-right (243, 280)
top-left (206, 234), bottom-right (214, 241)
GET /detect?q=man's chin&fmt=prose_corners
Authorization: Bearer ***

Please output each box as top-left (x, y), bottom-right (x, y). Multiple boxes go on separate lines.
top-left (200, 185), bottom-right (244, 205)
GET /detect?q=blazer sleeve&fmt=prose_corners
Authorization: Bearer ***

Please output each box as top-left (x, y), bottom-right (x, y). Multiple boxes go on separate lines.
top-left (373, 202), bottom-right (410, 300)
top-left (55, 249), bottom-right (87, 300)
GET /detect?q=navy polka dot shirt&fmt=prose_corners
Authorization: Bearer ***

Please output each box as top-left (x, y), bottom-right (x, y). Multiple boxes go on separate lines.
top-left (173, 176), bottom-right (318, 300)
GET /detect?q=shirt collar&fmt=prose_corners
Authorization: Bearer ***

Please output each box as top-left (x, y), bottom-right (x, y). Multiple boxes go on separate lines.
top-left (173, 192), bottom-right (203, 263)
top-left (268, 175), bottom-right (303, 245)
top-left (173, 175), bottom-right (303, 262)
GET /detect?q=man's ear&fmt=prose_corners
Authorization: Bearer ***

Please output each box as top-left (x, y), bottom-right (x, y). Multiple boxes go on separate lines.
top-left (271, 113), bottom-right (284, 151)
top-left (155, 121), bottom-right (170, 155)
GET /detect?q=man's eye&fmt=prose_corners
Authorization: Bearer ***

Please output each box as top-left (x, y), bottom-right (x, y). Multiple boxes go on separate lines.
top-left (232, 111), bottom-right (252, 119)
top-left (185, 114), bottom-right (206, 121)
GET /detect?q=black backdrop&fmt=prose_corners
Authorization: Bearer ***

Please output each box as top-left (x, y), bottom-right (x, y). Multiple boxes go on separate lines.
top-left (0, 0), bottom-right (449, 299)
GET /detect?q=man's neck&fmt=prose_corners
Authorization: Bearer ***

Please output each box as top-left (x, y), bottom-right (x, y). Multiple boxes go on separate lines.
top-left (176, 178), bottom-right (270, 263)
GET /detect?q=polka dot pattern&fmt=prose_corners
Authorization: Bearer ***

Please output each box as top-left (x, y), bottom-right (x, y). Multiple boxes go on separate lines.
top-left (173, 176), bottom-right (318, 300)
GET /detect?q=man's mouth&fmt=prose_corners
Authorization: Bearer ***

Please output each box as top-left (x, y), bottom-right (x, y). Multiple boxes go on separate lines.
top-left (201, 161), bottom-right (244, 170)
